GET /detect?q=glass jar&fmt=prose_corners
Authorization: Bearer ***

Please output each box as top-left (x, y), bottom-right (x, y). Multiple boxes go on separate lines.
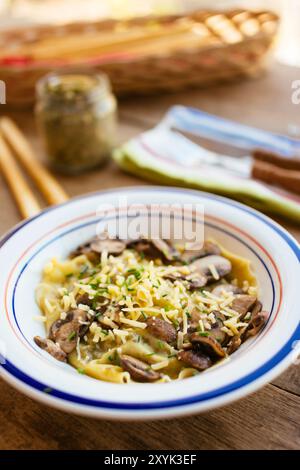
top-left (35, 70), bottom-right (117, 174)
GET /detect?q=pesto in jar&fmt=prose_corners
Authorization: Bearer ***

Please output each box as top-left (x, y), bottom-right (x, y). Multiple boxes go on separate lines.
top-left (35, 72), bottom-right (117, 174)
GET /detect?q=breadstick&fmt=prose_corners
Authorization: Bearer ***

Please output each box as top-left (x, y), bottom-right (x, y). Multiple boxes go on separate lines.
top-left (0, 134), bottom-right (41, 218)
top-left (0, 117), bottom-right (68, 205)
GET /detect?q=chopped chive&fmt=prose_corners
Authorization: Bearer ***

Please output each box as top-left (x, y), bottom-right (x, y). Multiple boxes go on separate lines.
top-left (66, 272), bottom-right (73, 278)
top-left (113, 350), bottom-right (120, 366)
top-left (197, 331), bottom-right (209, 337)
top-left (43, 387), bottom-right (52, 394)
top-left (67, 331), bottom-right (76, 341)
top-left (97, 288), bottom-right (108, 293)
top-left (146, 352), bottom-right (156, 357)
top-left (78, 265), bottom-right (89, 279)
top-left (89, 283), bottom-right (99, 290)
top-left (77, 368), bottom-right (85, 374)
top-left (141, 311), bottom-right (148, 320)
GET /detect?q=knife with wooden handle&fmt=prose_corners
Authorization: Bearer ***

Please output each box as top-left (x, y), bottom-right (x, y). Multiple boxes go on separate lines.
top-left (253, 149), bottom-right (300, 172)
top-left (252, 159), bottom-right (300, 194)
top-left (176, 141), bottom-right (300, 194)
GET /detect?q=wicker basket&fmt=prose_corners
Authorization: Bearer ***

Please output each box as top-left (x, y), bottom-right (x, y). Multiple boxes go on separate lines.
top-left (0, 9), bottom-right (279, 107)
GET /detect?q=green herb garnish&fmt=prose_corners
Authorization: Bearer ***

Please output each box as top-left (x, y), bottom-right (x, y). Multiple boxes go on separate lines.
top-left (78, 265), bottom-right (89, 279)
top-left (67, 331), bottom-right (76, 341)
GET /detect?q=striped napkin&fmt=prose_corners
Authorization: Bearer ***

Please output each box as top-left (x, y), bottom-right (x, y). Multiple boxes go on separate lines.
top-left (114, 106), bottom-right (300, 223)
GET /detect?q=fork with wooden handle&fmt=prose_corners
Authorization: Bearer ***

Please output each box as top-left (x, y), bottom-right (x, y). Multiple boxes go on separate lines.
top-left (0, 117), bottom-right (68, 219)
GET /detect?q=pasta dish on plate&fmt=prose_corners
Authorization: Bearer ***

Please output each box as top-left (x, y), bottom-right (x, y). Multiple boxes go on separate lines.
top-left (34, 233), bottom-right (268, 383)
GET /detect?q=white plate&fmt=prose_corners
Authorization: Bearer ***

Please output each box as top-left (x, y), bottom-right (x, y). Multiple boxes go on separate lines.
top-left (0, 187), bottom-right (299, 420)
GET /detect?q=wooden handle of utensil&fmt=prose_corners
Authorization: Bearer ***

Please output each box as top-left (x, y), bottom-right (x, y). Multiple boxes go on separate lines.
top-left (0, 117), bottom-right (68, 205)
top-left (0, 134), bottom-right (41, 218)
top-left (252, 159), bottom-right (300, 195)
top-left (253, 149), bottom-right (300, 172)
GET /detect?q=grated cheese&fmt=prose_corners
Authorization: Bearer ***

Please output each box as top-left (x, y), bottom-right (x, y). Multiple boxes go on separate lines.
top-left (208, 264), bottom-right (220, 280)
top-left (177, 331), bottom-right (184, 349)
top-left (151, 359), bottom-right (169, 371)
top-left (119, 317), bottom-right (147, 329)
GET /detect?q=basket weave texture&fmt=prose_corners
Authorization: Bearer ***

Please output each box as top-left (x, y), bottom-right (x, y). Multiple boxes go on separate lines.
top-left (0, 9), bottom-right (279, 107)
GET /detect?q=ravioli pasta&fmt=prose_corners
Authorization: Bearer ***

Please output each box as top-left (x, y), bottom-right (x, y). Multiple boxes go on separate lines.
top-left (34, 235), bottom-right (268, 384)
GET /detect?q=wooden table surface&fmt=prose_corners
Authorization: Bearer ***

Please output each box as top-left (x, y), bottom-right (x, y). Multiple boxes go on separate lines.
top-left (0, 62), bottom-right (299, 450)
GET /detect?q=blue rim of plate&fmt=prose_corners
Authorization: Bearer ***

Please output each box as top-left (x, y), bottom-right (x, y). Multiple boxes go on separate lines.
top-left (0, 187), bottom-right (299, 411)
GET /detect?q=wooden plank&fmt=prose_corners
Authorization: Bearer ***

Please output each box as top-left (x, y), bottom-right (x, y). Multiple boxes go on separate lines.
top-left (273, 365), bottom-right (300, 396)
top-left (0, 378), bottom-right (299, 450)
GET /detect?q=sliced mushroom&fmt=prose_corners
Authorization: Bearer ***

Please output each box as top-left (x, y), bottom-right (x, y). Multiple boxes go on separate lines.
top-left (128, 237), bottom-right (179, 262)
top-left (77, 293), bottom-right (110, 316)
top-left (186, 276), bottom-right (208, 290)
top-left (49, 308), bottom-right (89, 353)
top-left (226, 335), bottom-right (242, 355)
top-left (188, 311), bottom-right (228, 346)
top-left (190, 332), bottom-right (226, 358)
top-left (97, 304), bottom-right (121, 329)
top-left (163, 272), bottom-right (207, 289)
top-left (188, 307), bottom-right (202, 330)
top-left (146, 317), bottom-right (177, 344)
top-left (189, 255), bottom-right (232, 283)
top-left (178, 350), bottom-right (212, 371)
top-left (172, 255), bottom-right (231, 290)
top-left (181, 241), bottom-right (221, 263)
top-left (251, 300), bottom-right (263, 317)
top-left (90, 238), bottom-right (126, 255)
top-left (211, 283), bottom-right (243, 297)
top-left (243, 311), bottom-right (268, 340)
top-left (70, 232), bottom-right (126, 260)
top-left (34, 336), bottom-right (67, 362)
top-left (231, 295), bottom-right (257, 318)
top-left (76, 293), bottom-right (93, 308)
top-left (208, 311), bottom-right (228, 346)
top-left (120, 355), bottom-right (161, 382)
